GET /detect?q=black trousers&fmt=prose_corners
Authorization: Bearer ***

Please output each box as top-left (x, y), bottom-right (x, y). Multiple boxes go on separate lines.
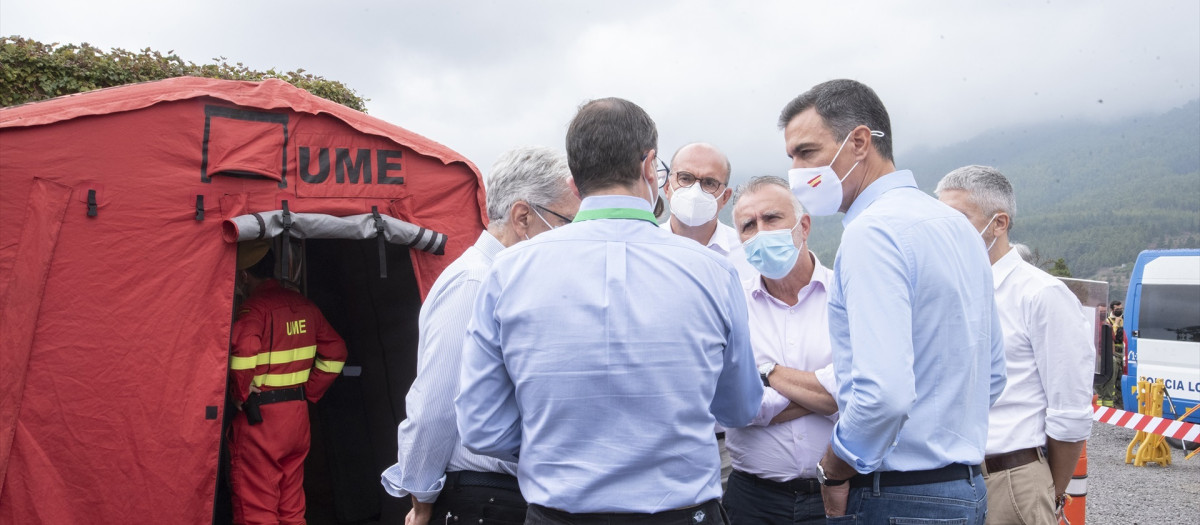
top-left (723, 470), bottom-right (825, 525)
top-left (428, 471), bottom-right (527, 525)
top-left (526, 499), bottom-right (727, 525)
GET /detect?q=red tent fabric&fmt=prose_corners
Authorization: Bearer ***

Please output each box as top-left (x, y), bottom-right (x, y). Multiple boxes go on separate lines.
top-left (0, 77), bottom-right (486, 524)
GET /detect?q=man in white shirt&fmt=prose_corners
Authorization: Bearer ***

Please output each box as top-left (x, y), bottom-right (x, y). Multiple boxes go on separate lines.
top-left (661, 142), bottom-right (757, 284)
top-left (660, 143), bottom-right (757, 490)
top-left (381, 146), bottom-right (579, 525)
top-left (937, 165), bottom-right (1092, 525)
top-left (725, 176), bottom-right (838, 525)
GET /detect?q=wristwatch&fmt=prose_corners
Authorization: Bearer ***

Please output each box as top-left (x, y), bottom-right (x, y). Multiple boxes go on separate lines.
top-left (757, 362), bottom-right (777, 387)
top-left (817, 461), bottom-right (848, 487)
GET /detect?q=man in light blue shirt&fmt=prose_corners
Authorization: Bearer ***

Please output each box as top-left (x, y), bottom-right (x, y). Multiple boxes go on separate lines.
top-left (779, 80), bottom-right (1006, 523)
top-left (455, 97), bottom-right (762, 524)
top-left (382, 146), bottom-right (580, 525)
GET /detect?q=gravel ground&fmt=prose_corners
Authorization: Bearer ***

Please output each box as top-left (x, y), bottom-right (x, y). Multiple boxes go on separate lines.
top-left (1083, 420), bottom-right (1199, 524)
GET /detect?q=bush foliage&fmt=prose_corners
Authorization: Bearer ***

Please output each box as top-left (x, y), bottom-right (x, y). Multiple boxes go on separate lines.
top-left (0, 36), bottom-right (367, 111)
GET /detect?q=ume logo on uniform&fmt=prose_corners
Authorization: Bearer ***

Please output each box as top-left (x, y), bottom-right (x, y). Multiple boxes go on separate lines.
top-left (807, 175), bottom-right (822, 188)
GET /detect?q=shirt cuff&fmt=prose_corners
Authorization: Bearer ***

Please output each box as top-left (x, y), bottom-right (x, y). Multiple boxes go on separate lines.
top-left (830, 422), bottom-right (881, 474)
top-left (380, 464), bottom-right (446, 503)
top-left (1045, 407), bottom-right (1093, 443)
top-left (750, 388), bottom-right (791, 426)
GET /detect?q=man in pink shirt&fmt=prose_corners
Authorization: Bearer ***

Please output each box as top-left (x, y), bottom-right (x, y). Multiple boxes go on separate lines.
top-left (724, 175), bottom-right (838, 524)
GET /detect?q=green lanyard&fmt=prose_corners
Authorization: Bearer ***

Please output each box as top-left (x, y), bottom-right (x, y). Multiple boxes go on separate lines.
top-left (572, 207), bottom-right (659, 225)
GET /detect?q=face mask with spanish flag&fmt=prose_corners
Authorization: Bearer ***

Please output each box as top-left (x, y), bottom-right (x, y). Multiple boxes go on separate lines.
top-left (786, 130), bottom-right (884, 216)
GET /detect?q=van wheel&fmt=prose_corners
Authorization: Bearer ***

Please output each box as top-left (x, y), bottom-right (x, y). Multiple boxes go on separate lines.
top-left (1165, 437), bottom-right (1199, 451)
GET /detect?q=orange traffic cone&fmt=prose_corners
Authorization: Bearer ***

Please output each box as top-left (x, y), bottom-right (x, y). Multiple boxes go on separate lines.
top-left (1061, 414), bottom-right (1089, 524)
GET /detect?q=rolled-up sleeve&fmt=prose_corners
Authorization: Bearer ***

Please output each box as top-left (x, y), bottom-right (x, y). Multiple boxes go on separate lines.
top-left (383, 277), bottom-right (481, 502)
top-left (829, 223), bottom-right (916, 474)
top-left (1033, 285), bottom-right (1094, 442)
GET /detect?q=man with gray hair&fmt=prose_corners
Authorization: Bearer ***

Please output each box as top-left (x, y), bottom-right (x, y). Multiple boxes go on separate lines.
top-left (456, 97), bottom-right (761, 524)
top-left (937, 165), bottom-right (1092, 525)
top-left (382, 146), bottom-right (580, 525)
top-left (724, 175), bottom-right (837, 524)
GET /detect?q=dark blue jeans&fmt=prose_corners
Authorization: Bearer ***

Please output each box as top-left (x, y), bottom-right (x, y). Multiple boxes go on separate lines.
top-left (723, 470), bottom-right (825, 525)
top-left (827, 472), bottom-right (987, 524)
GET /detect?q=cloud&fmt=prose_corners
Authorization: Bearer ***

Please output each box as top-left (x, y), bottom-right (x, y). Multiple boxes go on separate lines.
top-left (2, 0), bottom-right (1196, 181)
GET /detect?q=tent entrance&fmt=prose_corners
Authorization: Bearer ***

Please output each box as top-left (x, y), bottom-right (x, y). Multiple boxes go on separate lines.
top-left (216, 236), bottom-right (422, 524)
top-left (304, 238), bottom-right (420, 524)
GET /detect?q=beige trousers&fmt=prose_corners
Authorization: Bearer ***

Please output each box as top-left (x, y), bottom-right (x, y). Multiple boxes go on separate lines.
top-left (983, 449), bottom-right (1057, 525)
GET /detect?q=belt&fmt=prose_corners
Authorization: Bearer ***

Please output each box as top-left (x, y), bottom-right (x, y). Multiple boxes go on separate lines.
top-left (985, 448), bottom-right (1039, 473)
top-left (257, 386), bottom-right (305, 405)
top-left (528, 499), bottom-right (722, 524)
top-left (445, 470), bottom-right (521, 492)
top-left (731, 469), bottom-right (820, 494)
top-left (849, 463), bottom-right (981, 489)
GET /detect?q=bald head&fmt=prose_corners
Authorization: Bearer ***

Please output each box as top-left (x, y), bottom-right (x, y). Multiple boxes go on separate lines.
top-left (670, 143), bottom-right (731, 183)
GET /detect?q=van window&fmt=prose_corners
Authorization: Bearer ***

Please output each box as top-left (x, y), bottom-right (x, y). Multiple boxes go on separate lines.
top-left (1137, 284), bottom-right (1200, 341)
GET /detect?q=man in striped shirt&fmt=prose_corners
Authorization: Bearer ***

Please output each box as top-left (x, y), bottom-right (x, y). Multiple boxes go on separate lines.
top-left (228, 246), bottom-right (347, 525)
top-left (382, 146), bottom-right (580, 525)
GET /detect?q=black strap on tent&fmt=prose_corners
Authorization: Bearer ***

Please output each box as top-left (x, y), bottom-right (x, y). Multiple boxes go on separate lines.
top-left (372, 206), bottom-right (388, 279)
top-left (279, 200), bottom-right (292, 280)
top-left (195, 195), bottom-right (205, 221)
top-left (87, 189), bottom-right (97, 217)
top-left (252, 213), bottom-right (267, 240)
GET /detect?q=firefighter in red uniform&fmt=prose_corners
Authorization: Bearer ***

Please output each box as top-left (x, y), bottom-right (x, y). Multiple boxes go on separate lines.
top-left (229, 244), bottom-right (347, 525)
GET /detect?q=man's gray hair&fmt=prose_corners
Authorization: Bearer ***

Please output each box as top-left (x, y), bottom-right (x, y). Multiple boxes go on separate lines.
top-left (486, 146), bottom-right (573, 225)
top-left (731, 175), bottom-right (805, 221)
top-left (935, 165), bottom-right (1017, 229)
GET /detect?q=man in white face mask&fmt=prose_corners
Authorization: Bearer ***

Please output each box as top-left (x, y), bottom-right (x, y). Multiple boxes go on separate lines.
top-left (937, 165), bottom-right (1092, 525)
top-left (780, 80), bottom-right (1006, 524)
top-left (662, 143), bottom-right (757, 284)
top-left (725, 175), bottom-right (838, 525)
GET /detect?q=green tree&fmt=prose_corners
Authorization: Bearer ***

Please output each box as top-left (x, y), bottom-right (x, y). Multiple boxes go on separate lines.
top-left (1048, 258), bottom-right (1073, 277)
top-left (0, 36), bottom-right (367, 111)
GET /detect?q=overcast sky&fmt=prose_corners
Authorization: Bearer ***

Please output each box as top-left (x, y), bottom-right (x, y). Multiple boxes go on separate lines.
top-left (4, 0), bottom-right (1198, 181)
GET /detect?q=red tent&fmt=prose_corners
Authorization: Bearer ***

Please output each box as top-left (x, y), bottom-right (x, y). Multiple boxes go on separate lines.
top-left (0, 77), bottom-right (486, 524)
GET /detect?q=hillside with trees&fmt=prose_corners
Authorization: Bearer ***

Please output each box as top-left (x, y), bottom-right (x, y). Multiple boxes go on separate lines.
top-left (804, 100), bottom-right (1199, 299)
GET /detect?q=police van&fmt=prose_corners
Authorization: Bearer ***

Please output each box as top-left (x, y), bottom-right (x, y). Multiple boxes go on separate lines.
top-left (1121, 249), bottom-right (1200, 428)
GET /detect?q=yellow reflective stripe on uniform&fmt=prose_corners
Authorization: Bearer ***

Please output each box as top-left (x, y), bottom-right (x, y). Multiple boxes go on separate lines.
top-left (314, 358), bottom-right (345, 374)
top-left (250, 369), bottom-right (311, 388)
top-left (229, 355), bottom-right (259, 371)
top-left (229, 345), bottom-right (318, 370)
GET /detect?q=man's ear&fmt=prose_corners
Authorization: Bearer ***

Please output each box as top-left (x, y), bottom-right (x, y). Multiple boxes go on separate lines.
top-left (851, 125), bottom-right (873, 160)
top-left (994, 212), bottom-right (1011, 236)
top-left (717, 187), bottom-right (733, 208)
top-left (509, 200), bottom-right (532, 237)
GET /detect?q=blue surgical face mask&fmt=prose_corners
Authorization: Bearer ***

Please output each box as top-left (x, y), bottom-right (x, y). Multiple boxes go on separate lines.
top-left (743, 221), bottom-right (802, 279)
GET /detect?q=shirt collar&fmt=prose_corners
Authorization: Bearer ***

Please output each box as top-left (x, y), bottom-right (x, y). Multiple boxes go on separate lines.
top-left (475, 230), bottom-right (506, 261)
top-left (663, 219), bottom-right (740, 254)
top-left (579, 194), bottom-right (653, 214)
top-left (843, 170), bottom-right (917, 227)
top-left (749, 250), bottom-right (829, 303)
top-left (991, 245), bottom-right (1021, 290)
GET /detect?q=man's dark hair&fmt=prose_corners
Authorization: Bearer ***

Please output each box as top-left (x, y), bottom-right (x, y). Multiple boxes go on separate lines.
top-left (566, 97), bottom-right (658, 196)
top-left (246, 248), bottom-right (276, 279)
top-left (1110, 300), bottom-right (1123, 309)
top-left (778, 79), bottom-right (894, 162)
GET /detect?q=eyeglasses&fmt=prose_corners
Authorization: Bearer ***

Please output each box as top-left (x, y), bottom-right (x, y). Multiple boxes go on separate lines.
top-left (535, 204), bottom-right (574, 226)
top-left (656, 158), bottom-right (670, 188)
top-left (673, 171), bottom-right (726, 195)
